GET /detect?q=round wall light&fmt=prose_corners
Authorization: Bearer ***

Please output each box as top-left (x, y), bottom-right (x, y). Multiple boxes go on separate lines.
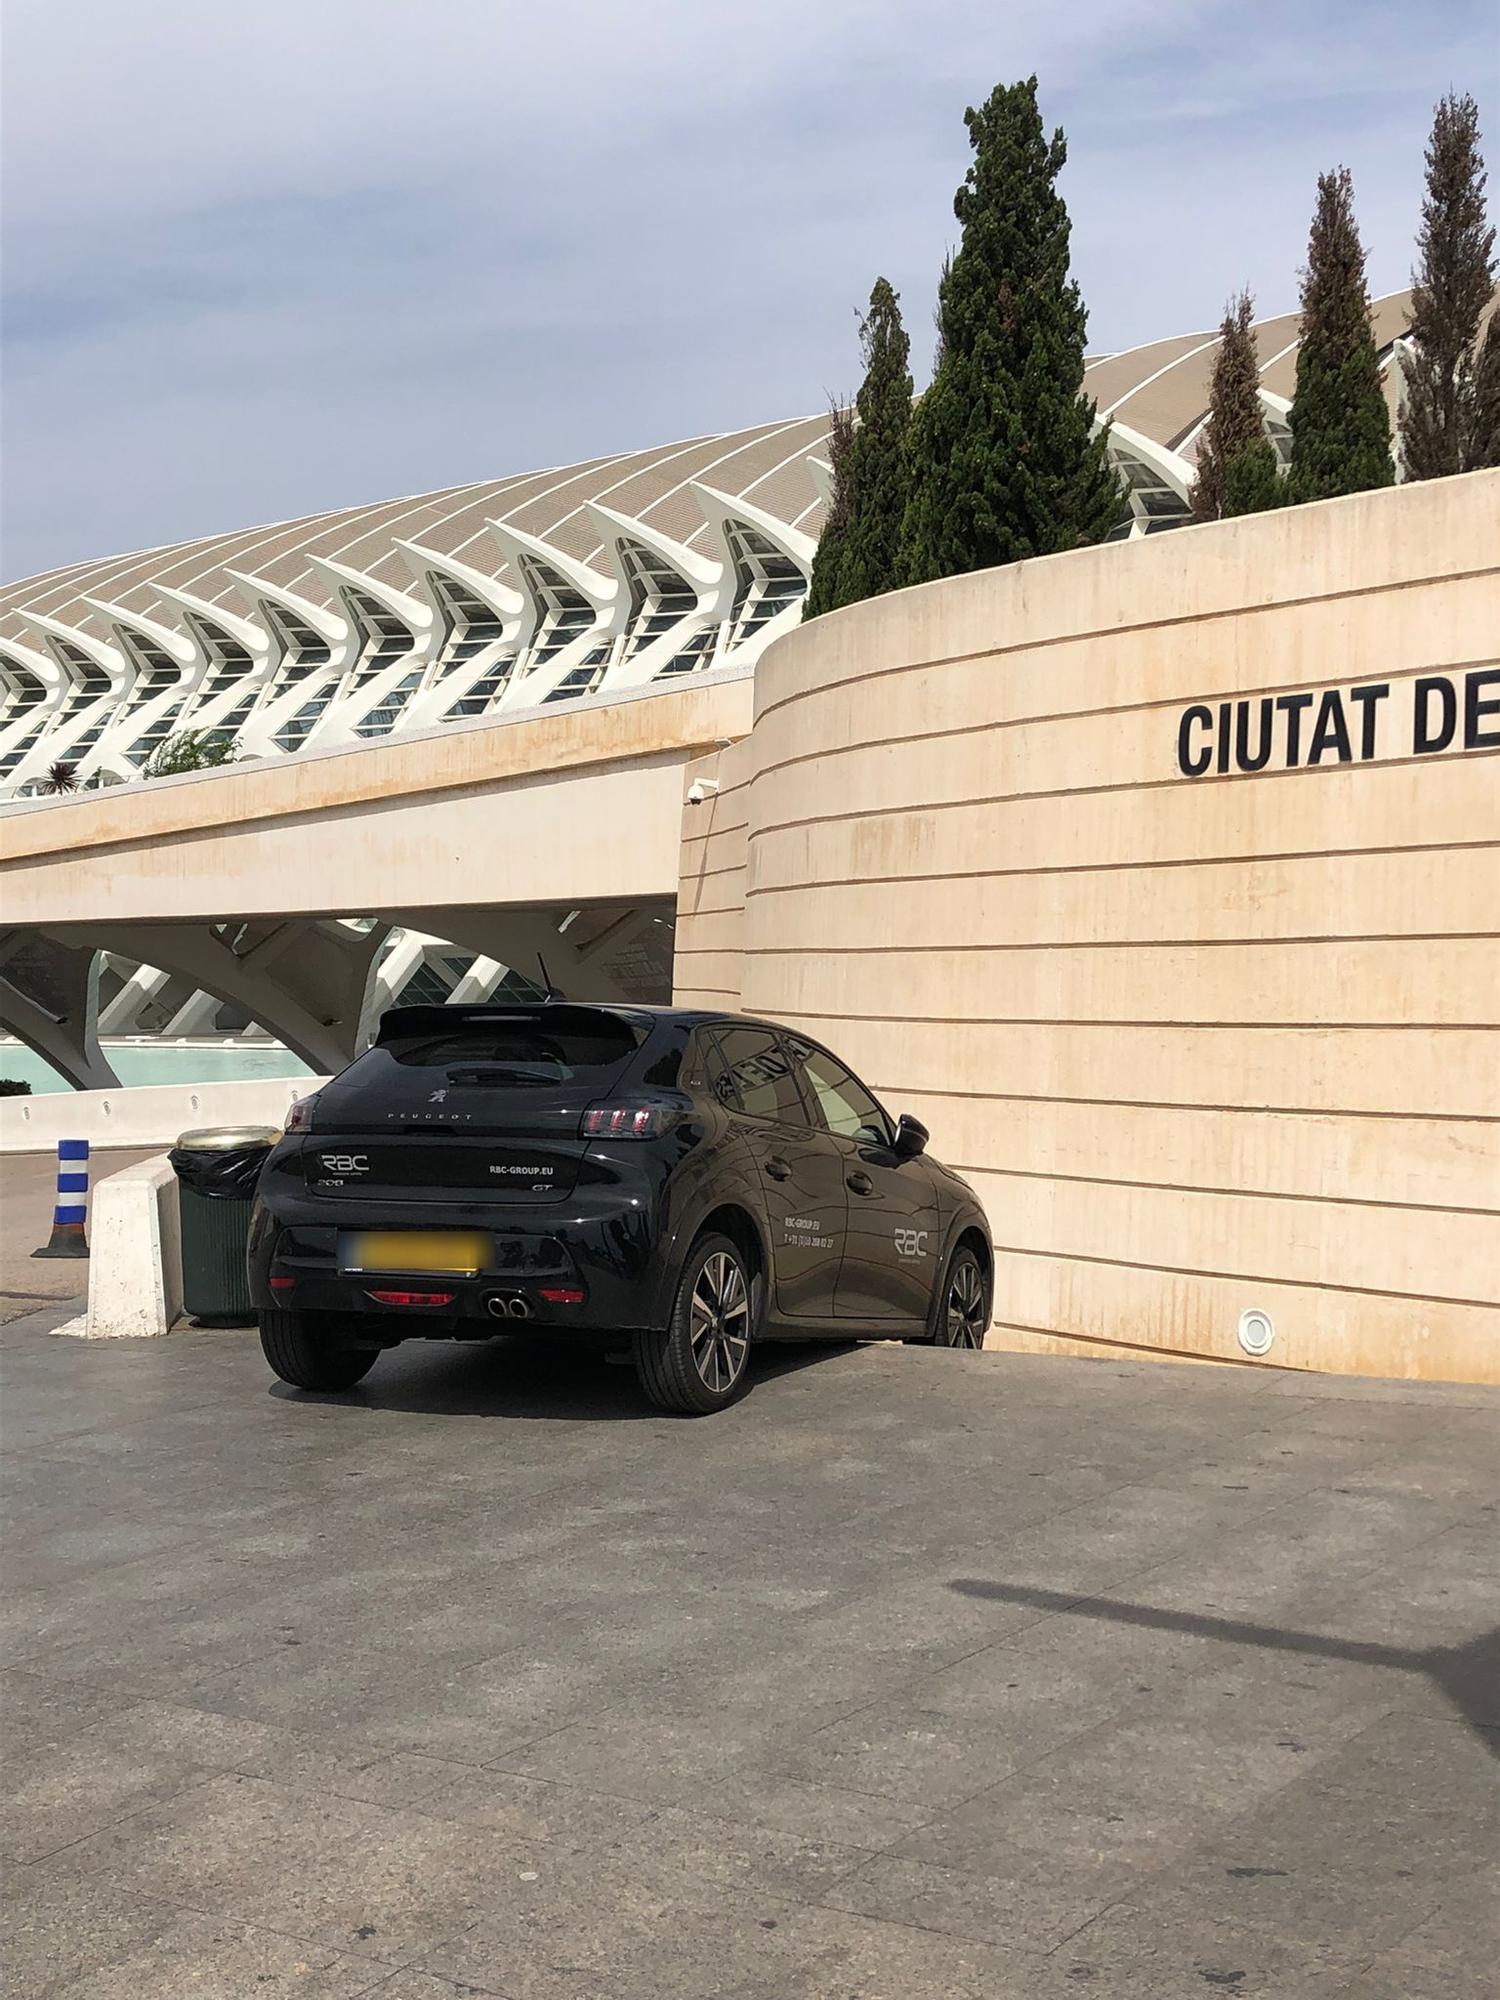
top-left (1237, 1307), bottom-right (1275, 1357)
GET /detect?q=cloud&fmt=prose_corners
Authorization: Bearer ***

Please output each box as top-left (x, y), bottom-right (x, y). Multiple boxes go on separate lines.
top-left (3, 0), bottom-right (1495, 578)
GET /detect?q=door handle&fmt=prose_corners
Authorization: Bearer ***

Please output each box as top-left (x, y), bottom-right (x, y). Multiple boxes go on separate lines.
top-left (846, 1171), bottom-right (874, 1196)
top-left (764, 1157), bottom-right (792, 1181)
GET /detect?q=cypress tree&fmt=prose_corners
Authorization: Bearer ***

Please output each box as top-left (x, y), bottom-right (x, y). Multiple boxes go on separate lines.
top-left (1400, 92), bottom-right (1498, 478)
top-left (836, 278), bottom-right (913, 604)
top-left (802, 400), bottom-right (855, 620)
top-left (900, 76), bottom-right (1122, 585)
top-left (1287, 167), bottom-right (1394, 501)
top-left (930, 250), bottom-right (952, 376)
top-left (1193, 291), bottom-right (1283, 520)
top-left (1223, 441), bottom-right (1285, 516)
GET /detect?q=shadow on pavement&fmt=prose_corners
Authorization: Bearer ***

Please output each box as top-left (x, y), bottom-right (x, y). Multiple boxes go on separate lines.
top-left (271, 1330), bottom-right (859, 1422)
top-left (948, 1577), bottom-right (1500, 1758)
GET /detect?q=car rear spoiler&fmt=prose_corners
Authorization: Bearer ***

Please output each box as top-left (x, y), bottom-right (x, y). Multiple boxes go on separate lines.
top-left (374, 1002), bottom-right (642, 1046)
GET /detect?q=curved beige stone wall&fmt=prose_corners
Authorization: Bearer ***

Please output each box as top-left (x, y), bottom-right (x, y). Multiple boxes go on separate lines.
top-left (675, 471), bottom-right (1500, 1383)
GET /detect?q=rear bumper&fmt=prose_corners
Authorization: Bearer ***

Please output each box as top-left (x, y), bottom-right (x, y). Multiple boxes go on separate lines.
top-left (247, 1204), bottom-right (666, 1335)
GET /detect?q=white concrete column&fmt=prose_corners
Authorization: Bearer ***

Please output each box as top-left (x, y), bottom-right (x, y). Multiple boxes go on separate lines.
top-left (162, 987), bottom-right (226, 1038)
top-left (97, 962), bottom-right (176, 1036)
top-left (447, 954), bottom-right (508, 1003)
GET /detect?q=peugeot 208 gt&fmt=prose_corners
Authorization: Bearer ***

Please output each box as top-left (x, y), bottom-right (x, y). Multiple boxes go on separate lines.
top-left (249, 1003), bottom-right (992, 1414)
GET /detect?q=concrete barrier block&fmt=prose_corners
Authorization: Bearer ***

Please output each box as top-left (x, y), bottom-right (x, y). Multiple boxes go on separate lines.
top-left (83, 1156), bottom-right (183, 1339)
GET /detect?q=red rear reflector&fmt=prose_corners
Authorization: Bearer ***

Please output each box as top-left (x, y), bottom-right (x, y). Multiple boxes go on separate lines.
top-left (538, 1286), bottom-right (585, 1305)
top-left (367, 1289), bottom-right (455, 1308)
top-left (269, 1275), bottom-right (295, 1293)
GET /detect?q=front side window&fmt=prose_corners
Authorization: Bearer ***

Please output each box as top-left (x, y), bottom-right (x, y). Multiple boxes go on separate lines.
top-left (711, 1027), bottom-right (809, 1126)
top-left (788, 1040), bottom-right (891, 1146)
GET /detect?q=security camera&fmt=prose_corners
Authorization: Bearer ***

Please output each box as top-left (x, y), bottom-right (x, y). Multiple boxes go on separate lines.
top-left (686, 778), bottom-right (721, 807)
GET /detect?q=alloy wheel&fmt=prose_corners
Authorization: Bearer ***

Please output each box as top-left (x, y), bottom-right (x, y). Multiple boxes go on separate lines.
top-left (689, 1250), bottom-right (750, 1393)
top-left (944, 1257), bottom-right (987, 1349)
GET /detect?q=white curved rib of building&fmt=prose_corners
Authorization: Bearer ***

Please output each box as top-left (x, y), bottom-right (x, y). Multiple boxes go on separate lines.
top-left (0, 293), bottom-right (1417, 799)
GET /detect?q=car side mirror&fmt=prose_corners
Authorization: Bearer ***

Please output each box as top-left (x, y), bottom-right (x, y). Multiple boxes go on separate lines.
top-left (893, 1114), bottom-right (929, 1160)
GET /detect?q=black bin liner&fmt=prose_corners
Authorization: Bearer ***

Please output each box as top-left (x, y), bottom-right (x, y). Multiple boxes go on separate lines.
top-left (169, 1126), bottom-right (280, 1324)
top-left (167, 1142), bottom-right (272, 1198)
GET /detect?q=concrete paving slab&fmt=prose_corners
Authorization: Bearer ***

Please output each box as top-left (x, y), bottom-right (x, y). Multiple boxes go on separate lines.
top-left (39, 1910), bottom-right (376, 2000)
top-left (1, 1297), bottom-right (1497, 1997)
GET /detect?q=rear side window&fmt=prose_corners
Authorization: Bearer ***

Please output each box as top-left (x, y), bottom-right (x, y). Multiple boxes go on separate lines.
top-left (712, 1027), bottom-right (810, 1126)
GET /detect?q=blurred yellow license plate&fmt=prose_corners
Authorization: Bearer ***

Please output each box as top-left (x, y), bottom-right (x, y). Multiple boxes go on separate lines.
top-left (348, 1231), bottom-right (491, 1274)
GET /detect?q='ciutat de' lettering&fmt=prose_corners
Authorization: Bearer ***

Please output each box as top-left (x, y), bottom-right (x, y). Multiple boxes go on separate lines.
top-left (1176, 668), bottom-right (1500, 777)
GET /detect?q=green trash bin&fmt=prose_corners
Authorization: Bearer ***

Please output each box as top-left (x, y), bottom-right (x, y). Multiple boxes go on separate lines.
top-left (169, 1126), bottom-right (281, 1325)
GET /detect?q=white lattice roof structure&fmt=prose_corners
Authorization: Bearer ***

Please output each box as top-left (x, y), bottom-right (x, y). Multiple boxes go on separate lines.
top-left (0, 293), bottom-right (1417, 799)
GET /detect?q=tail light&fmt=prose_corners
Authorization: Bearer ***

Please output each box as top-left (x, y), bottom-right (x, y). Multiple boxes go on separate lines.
top-left (580, 1102), bottom-right (673, 1140)
top-left (367, 1289), bottom-right (455, 1307)
top-left (285, 1094), bottom-right (320, 1134)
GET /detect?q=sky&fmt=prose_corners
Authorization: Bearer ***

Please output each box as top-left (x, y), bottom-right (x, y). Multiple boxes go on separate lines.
top-left (3, 0), bottom-right (1496, 581)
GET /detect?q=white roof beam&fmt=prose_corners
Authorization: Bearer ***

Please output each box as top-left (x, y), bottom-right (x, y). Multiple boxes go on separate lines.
top-left (0, 637), bottom-right (66, 764)
top-left (585, 502), bottom-right (726, 691)
top-left (690, 481), bottom-right (818, 571)
top-left (0, 634), bottom-right (59, 698)
top-left (585, 502), bottom-right (722, 594)
top-left (18, 611), bottom-right (130, 693)
top-left (394, 539), bottom-right (525, 628)
top-left (306, 555), bottom-right (433, 640)
top-left (154, 585), bottom-right (273, 662)
top-left (392, 540), bottom-right (527, 731)
top-left (806, 455), bottom-right (835, 511)
top-left (82, 597), bottom-right (195, 665)
top-left (2, 620), bottom-right (131, 789)
top-left (1097, 419), bottom-right (1195, 510)
top-left (222, 568), bottom-right (348, 649)
top-left (298, 559), bottom-right (434, 750)
top-left (150, 586), bottom-right (278, 741)
top-left (218, 569), bottom-right (351, 757)
top-left (485, 520), bottom-right (616, 615)
top-left (482, 522), bottom-right (615, 710)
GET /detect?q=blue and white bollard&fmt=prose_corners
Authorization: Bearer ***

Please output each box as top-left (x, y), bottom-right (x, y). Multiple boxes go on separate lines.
top-left (32, 1139), bottom-right (90, 1259)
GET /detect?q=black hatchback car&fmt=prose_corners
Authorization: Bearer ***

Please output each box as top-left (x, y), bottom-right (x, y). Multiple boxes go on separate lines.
top-left (249, 1002), bottom-right (992, 1414)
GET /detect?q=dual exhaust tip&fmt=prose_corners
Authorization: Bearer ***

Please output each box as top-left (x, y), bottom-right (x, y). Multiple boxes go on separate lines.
top-left (486, 1293), bottom-right (535, 1322)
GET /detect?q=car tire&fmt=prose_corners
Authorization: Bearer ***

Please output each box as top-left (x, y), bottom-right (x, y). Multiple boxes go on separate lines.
top-left (931, 1243), bottom-right (990, 1350)
top-left (258, 1309), bottom-right (379, 1392)
top-left (634, 1231), bottom-right (755, 1415)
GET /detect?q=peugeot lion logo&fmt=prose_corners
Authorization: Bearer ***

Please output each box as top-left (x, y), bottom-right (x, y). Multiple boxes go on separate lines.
top-left (429, 1089), bottom-right (448, 1104)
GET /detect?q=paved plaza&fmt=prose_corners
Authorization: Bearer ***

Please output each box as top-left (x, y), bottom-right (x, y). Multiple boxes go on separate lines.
top-left (1, 1299), bottom-right (1496, 1998)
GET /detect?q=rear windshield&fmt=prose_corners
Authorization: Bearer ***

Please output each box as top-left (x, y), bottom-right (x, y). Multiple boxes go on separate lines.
top-left (389, 1023), bottom-right (637, 1084)
top-left (346, 1007), bottom-right (647, 1090)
